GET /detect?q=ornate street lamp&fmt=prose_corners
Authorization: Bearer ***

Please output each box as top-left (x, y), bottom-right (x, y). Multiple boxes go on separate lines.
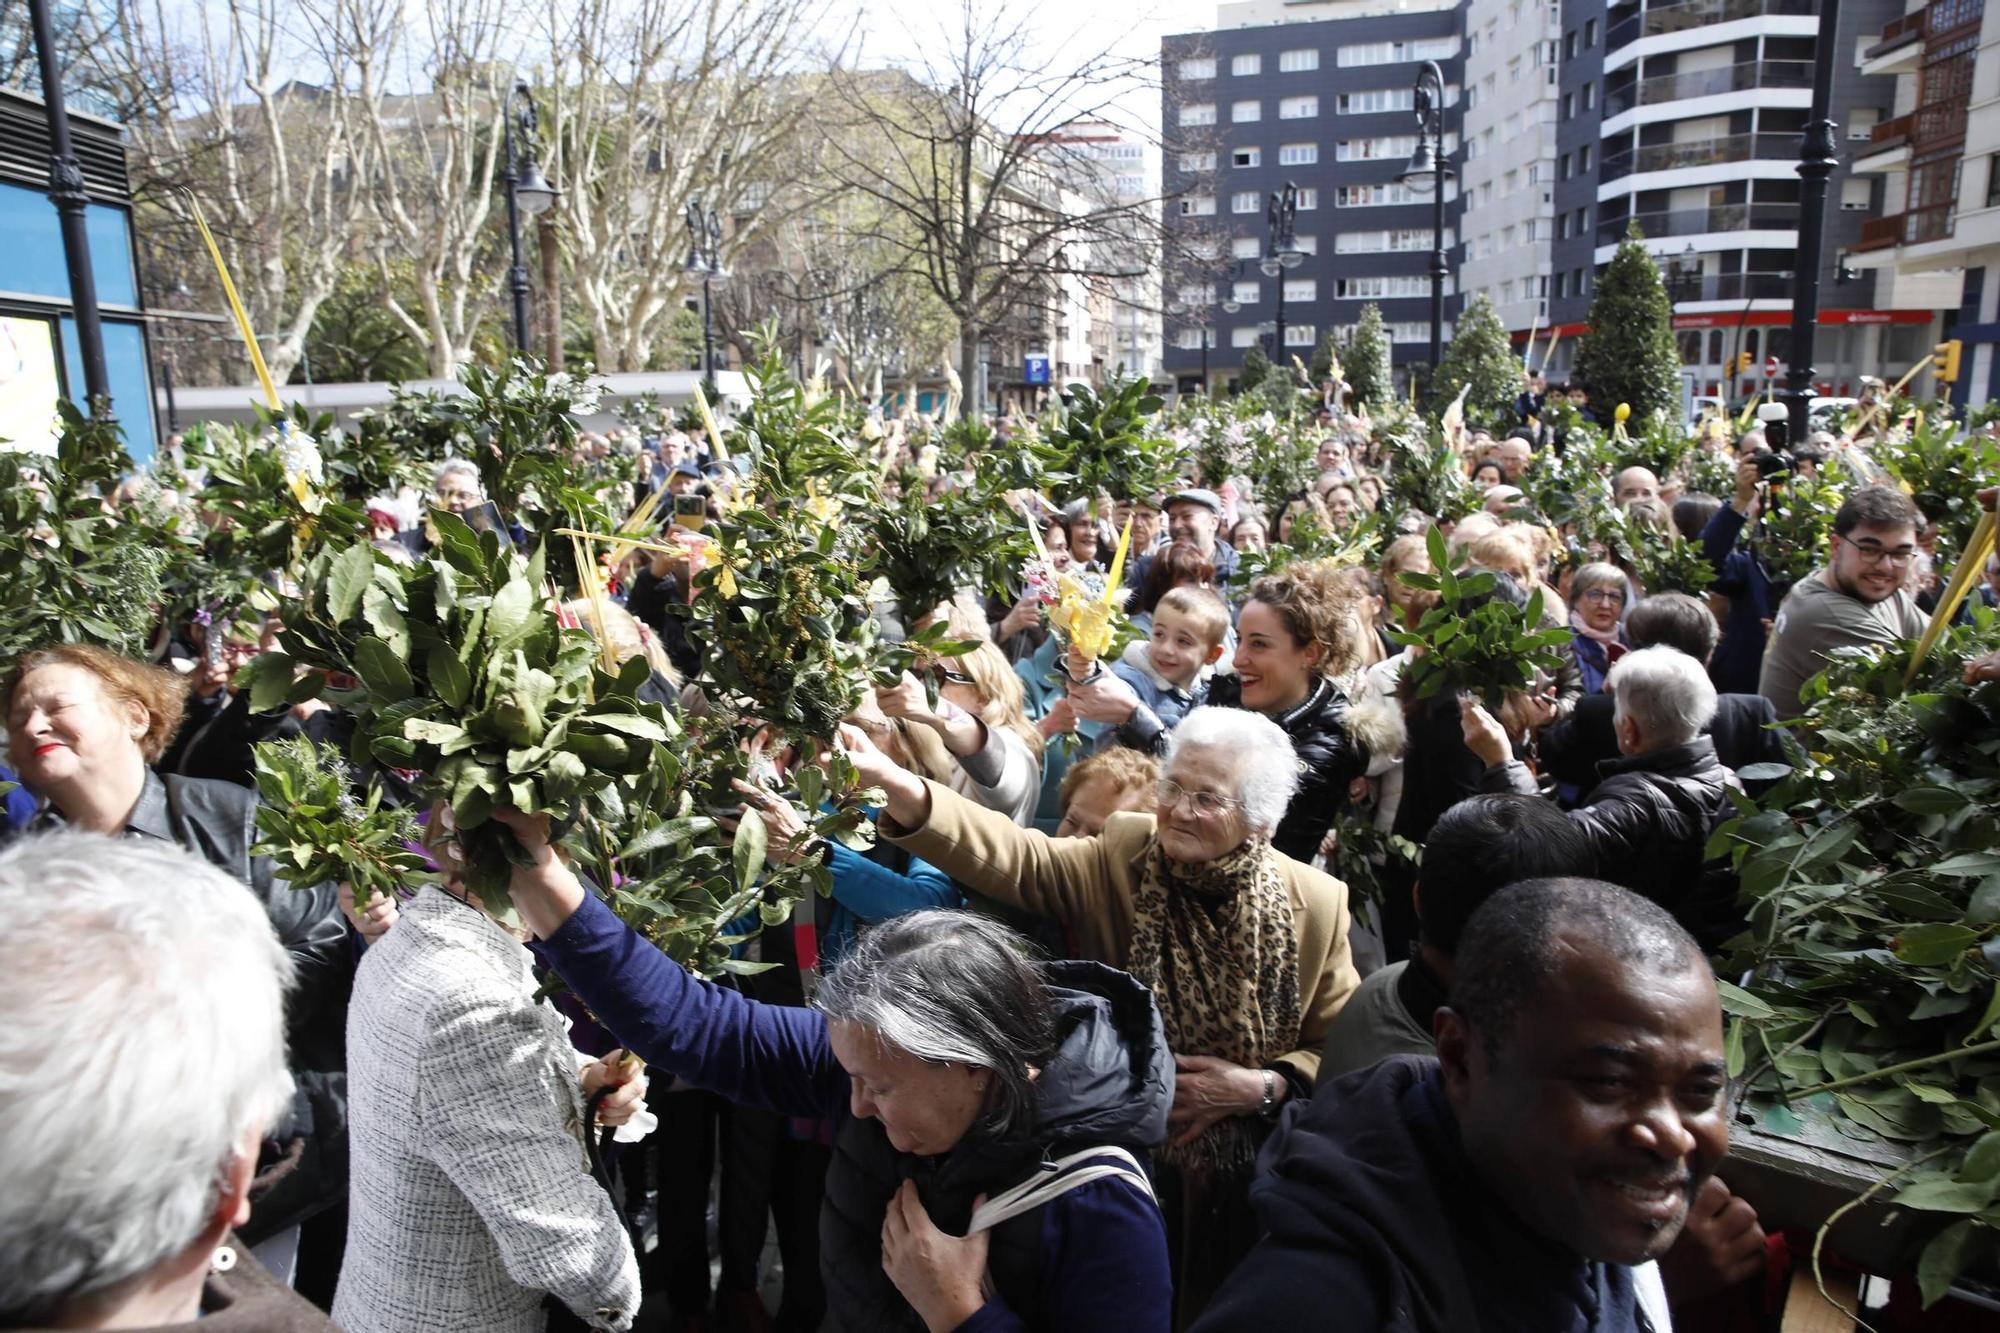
top-left (502, 82), bottom-right (558, 355)
top-left (1396, 60), bottom-right (1454, 376)
top-left (684, 199), bottom-right (728, 385)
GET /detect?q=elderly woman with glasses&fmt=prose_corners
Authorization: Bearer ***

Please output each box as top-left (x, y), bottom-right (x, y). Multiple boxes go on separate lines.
top-left (841, 705), bottom-right (1359, 1326)
top-left (1567, 561), bottom-right (1633, 694)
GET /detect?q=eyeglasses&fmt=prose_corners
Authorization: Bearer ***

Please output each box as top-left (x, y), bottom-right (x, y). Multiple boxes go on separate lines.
top-left (1579, 587), bottom-right (1626, 605)
top-left (929, 664), bottom-right (976, 687)
top-left (1158, 779), bottom-right (1242, 819)
top-left (1835, 534), bottom-right (1917, 568)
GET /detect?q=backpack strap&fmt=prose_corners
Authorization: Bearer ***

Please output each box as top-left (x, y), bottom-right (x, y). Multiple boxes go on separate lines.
top-left (966, 1146), bottom-right (1157, 1235)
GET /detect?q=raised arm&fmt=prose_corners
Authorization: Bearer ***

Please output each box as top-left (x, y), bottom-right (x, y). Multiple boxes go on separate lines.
top-left (499, 810), bottom-right (847, 1119)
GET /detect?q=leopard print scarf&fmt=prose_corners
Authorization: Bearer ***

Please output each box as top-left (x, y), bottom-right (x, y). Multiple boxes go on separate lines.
top-left (1128, 834), bottom-right (1303, 1171)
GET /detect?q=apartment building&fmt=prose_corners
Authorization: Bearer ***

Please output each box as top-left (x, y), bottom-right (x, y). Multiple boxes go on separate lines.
top-left (1846, 0), bottom-right (1996, 403)
top-left (1458, 0), bottom-right (1563, 344)
top-left (1161, 0), bottom-right (1466, 393)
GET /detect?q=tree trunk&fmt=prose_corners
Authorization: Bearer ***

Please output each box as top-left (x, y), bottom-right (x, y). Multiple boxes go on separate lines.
top-left (957, 328), bottom-right (980, 421)
top-left (539, 216), bottom-right (564, 371)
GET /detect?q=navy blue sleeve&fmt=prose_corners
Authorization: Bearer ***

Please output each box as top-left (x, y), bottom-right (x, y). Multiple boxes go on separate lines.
top-left (539, 891), bottom-right (848, 1118)
top-left (951, 1175), bottom-right (1173, 1333)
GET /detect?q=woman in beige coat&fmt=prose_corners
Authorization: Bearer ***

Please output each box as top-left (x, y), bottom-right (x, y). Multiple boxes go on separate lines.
top-left (841, 704), bottom-right (1359, 1328)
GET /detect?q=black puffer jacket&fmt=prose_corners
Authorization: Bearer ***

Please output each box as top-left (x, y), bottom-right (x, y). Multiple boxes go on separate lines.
top-left (1482, 737), bottom-right (1736, 942)
top-left (1206, 674), bottom-right (1369, 864)
top-left (820, 958), bottom-right (1175, 1332)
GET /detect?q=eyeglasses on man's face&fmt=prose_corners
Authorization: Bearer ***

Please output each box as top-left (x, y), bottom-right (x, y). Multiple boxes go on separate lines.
top-left (1835, 534), bottom-right (1917, 568)
top-left (1158, 778), bottom-right (1241, 819)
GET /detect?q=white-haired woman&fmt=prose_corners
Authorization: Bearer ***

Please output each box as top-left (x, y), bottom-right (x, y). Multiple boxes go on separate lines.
top-left (1462, 644), bottom-right (1737, 945)
top-left (0, 832), bottom-right (329, 1330)
top-left (496, 811), bottom-right (1175, 1333)
top-left (846, 705), bottom-right (1359, 1326)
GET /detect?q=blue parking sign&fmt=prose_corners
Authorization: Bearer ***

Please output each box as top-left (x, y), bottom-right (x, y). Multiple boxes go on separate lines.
top-left (1024, 354), bottom-right (1051, 386)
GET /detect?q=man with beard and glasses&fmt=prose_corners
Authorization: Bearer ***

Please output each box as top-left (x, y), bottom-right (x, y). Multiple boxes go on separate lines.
top-left (1195, 878), bottom-right (1731, 1333)
top-left (1758, 486), bottom-right (1928, 720)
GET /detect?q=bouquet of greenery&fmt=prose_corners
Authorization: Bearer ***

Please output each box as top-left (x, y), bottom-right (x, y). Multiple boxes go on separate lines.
top-left (1596, 509), bottom-right (1717, 597)
top-left (686, 347), bottom-right (885, 741)
top-left (1042, 376), bottom-right (1177, 507)
top-left (1389, 527), bottom-right (1571, 709)
top-left (1748, 456), bottom-right (1849, 591)
top-left (0, 404), bottom-right (169, 659)
top-left (1875, 408), bottom-right (2000, 553)
top-left (1679, 444), bottom-right (1739, 503)
top-left (1709, 618), bottom-right (2000, 1303)
top-left (238, 518), bottom-right (674, 914)
top-left (1243, 416), bottom-right (1321, 509)
top-left (1237, 510), bottom-right (1388, 583)
top-left (1380, 414), bottom-right (1475, 522)
top-left (1616, 409), bottom-right (1697, 484)
top-left (1326, 816), bottom-right (1421, 929)
top-left (250, 736), bottom-right (433, 909)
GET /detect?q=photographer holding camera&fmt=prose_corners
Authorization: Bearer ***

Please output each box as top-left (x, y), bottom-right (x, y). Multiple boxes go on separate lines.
top-left (1697, 454), bottom-right (1784, 694)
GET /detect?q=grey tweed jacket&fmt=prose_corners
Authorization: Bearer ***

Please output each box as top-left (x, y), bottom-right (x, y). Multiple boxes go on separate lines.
top-left (333, 887), bottom-right (639, 1332)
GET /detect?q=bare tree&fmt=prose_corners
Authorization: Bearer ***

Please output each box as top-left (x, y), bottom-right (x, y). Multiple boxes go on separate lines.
top-left (814, 0), bottom-right (1195, 417)
top-left (529, 0), bottom-right (825, 373)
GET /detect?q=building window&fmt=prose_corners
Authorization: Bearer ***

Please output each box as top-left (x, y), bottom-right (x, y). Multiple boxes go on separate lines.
top-left (1557, 214), bottom-right (1569, 240)
top-left (1279, 48), bottom-right (1319, 72)
top-left (1561, 92), bottom-right (1574, 119)
top-left (1579, 144), bottom-right (1592, 172)
top-left (1296, 187), bottom-right (1318, 209)
top-left (1292, 234), bottom-right (1318, 254)
top-left (1231, 236), bottom-right (1261, 258)
top-left (1846, 108), bottom-right (1880, 140)
top-left (1176, 328), bottom-right (1207, 349)
top-left (1180, 104), bottom-right (1216, 126)
top-left (1232, 280), bottom-right (1261, 304)
top-left (1279, 95), bottom-right (1319, 119)
top-left (1338, 88), bottom-right (1413, 114)
top-left (1583, 81), bottom-right (1595, 110)
top-left (1337, 37), bottom-right (1459, 66)
top-left (1988, 153), bottom-right (2000, 207)
top-left (1585, 18), bottom-right (1598, 46)
top-left (1231, 191), bottom-right (1261, 213)
top-left (1336, 135), bottom-right (1418, 161)
top-left (1232, 99), bottom-right (1261, 123)
top-left (1334, 228), bottom-right (1442, 253)
top-left (1278, 142), bottom-right (1318, 165)
top-left (1231, 53), bottom-right (1261, 76)
top-left (1285, 324), bottom-right (1315, 347)
top-left (1175, 283), bottom-right (1214, 306)
top-left (1178, 58), bottom-right (1216, 80)
top-left (1559, 153), bottom-right (1570, 180)
top-left (1840, 177), bottom-right (1872, 210)
top-left (1180, 194), bottom-right (1216, 216)
top-left (1233, 147), bottom-right (1261, 168)
top-left (1554, 271), bottom-right (1568, 298)
top-left (1179, 151), bottom-right (1216, 172)
top-left (1230, 326), bottom-right (1259, 348)
top-left (1336, 274), bottom-right (1453, 299)
top-left (1283, 279), bottom-right (1317, 302)
top-left (1564, 30), bottom-right (1577, 59)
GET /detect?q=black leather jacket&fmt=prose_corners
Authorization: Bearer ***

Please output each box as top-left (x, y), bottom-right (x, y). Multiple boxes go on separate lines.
top-left (1208, 674), bottom-right (1368, 864)
top-left (34, 770), bottom-right (353, 1233)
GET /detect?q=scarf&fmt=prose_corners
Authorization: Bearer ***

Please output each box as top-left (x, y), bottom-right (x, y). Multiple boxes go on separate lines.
top-left (1128, 835), bottom-right (1302, 1172)
top-left (1570, 610), bottom-right (1628, 660)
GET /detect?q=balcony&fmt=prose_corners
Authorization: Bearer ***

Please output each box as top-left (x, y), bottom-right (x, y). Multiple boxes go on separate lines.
top-left (1854, 202), bottom-right (1956, 251)
top-left (1602, 60), bottom-right (1813, 118)
top-left (1676, 272), bottom-right (1798, 302)
top-left (1607, 0), bottom-right (1817, 51)
top-left (1914, 95), bottom-right (1969, 148)
top-left (1870, 112), bottom-right (1916, 149)
top-left (1600, 131), bottom-right (1800, 182)
top-left (1596, 203), bottom-right (1799, 246)
top-left (1864, 9), bottom-right (1926, 60)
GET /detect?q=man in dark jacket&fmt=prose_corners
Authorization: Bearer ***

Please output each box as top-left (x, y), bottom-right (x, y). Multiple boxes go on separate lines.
top-left (1538, 592), bottom-right (1796, 804)
top-left (1465, 646), bottom-right (1738, 945)
top-left (1195, 878), bottom-right (1728, 1333)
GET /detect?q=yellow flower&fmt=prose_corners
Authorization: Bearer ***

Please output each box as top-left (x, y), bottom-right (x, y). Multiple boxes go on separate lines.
top-left (1067, 602), bottom-right (1115, 661)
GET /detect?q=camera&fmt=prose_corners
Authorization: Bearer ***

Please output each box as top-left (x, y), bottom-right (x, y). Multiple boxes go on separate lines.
top-left (1751, 448), bottom-right (1793, 480)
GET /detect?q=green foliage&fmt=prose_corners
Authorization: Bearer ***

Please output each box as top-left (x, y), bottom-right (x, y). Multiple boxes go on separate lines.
top-left (1748, 456), bottom-right (1850, 590)
top-left (1521, 421), bottom-right (1617, 530)
top-left (1309, 330), bottom-right (1340, 383)
top-left (0, 404), bottom-right (166, 659)
top-left (1379, 409), bottom-right (1475, 521)
top-left (1042, 376), bottom-right (1176, 506)
top-left (1237, 342), bottom-right (1271, 393)
top-left (1679, 444), bottom-right (1739, 502)
top-left (1328, 818), bottom-right (1422, 928)
top-left (1236, 510), bottom-right (1389, 583)
top-left (1618, 411), bottom-right (1698, 486)
top-left (1389, 527), bottom-right (1571, 709)
top-left (867, 471), bottom-right (1038, 621)
top-left (1432, 294), bottom-right (1520, 432)
top-left (1875, 409), bottom-right (2000, 554)
top-left (1575, 227), bottom-right (1683, 424)
top-left (1710, 619), bottom-right (2000, 1297)
top-left (688, 345), bottom-right (885, 740)
top-left (1600, 509), bottom-right (1717, 597)
top-left (1343, 304), bottom-right (1394, 410)
top-left (250, 737), bottom-right (433, 909)
top-left (246, 522), bottom-right (676, 916)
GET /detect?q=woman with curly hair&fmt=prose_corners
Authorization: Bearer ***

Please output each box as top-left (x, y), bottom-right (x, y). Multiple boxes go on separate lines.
top-left (1204, 561), bottom-right (1385, 863)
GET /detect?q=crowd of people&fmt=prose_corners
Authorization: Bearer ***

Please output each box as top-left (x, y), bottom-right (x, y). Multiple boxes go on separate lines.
top-left (2, 365), bottom-right (1997, 1333)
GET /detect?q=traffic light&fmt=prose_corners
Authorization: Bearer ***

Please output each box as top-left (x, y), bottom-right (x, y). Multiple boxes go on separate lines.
top-left (1732, 351), bottom-right (1754, 377)
top-left (1934, 339), bottom-right (1963, 385)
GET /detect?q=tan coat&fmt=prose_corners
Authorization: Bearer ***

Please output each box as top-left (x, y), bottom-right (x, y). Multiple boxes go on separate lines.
top-left (884, 778), bottom-right (1360, 1085)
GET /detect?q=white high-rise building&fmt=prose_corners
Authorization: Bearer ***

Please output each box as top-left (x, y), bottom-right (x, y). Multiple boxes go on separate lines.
top-left (1457, 0), bottom-right (1560, 341)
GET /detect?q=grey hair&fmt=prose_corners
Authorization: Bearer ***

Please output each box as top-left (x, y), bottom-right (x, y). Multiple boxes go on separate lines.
top-left (1164, 705), bottom-right (1301, 837)
top-left (432, 457), bottom-right (483, 495)
top-left (0, 832), bottom-right (294, 1324)
top-left (1609, 644), bottom-right (1717, 747)
top-left (813, 909), bottom-right (1056, 1142)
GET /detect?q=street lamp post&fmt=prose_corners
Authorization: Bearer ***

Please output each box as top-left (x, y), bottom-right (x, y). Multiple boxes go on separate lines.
top-left (1260, 181), bottom-right (1305, 357)
top-left (28, 0), bottom-right (110, 417)
top-left (1396, 60), bottom-right (1454, 379)
top-left (501, 82), bottom-right (558, 356)
top-left (1783, 0), bottom-right (1841, 444)
top-left (685, 199), bottom-right (726, 386)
